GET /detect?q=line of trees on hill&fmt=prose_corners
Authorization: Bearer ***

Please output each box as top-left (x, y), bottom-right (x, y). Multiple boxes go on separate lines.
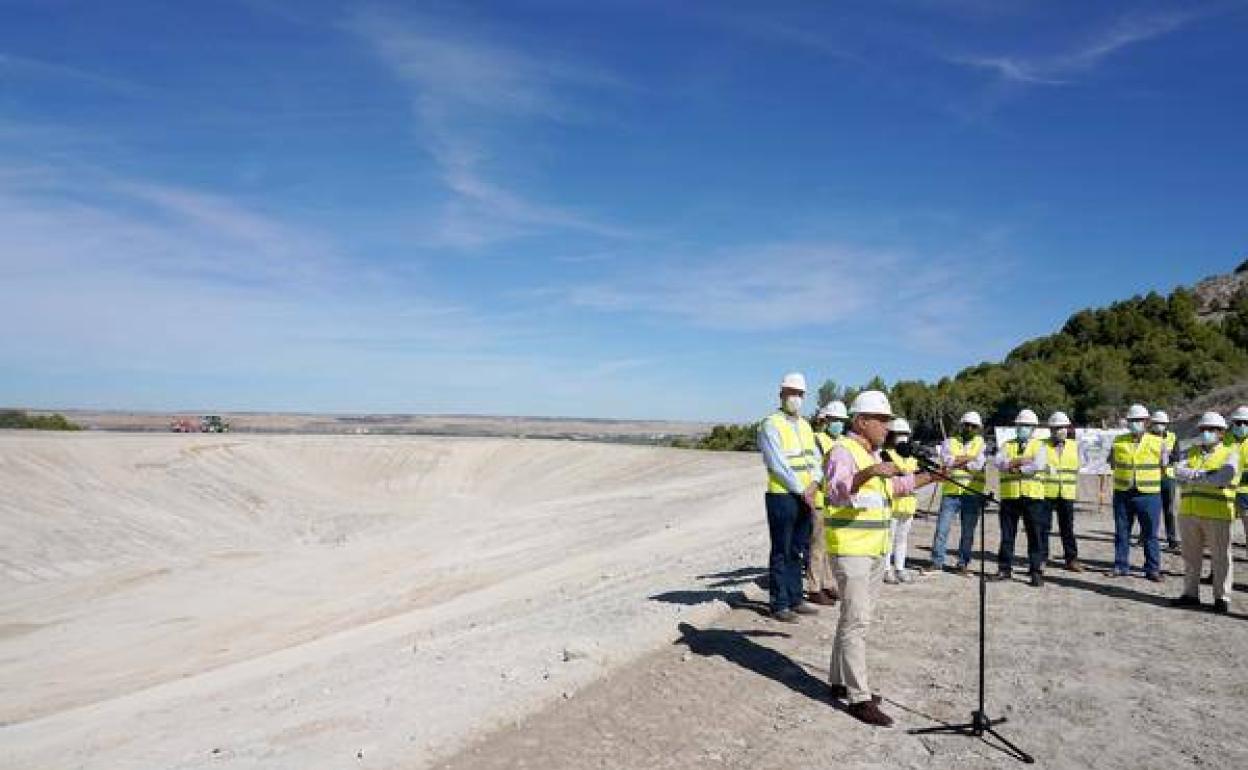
top-left (687, 281), bottom-right (1248, 451)
top-left (0, 410), bottom-right (82, 431)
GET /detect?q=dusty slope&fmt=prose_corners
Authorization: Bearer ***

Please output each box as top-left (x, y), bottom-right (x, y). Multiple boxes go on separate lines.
top-left (0, 433), bottom-right (763, 770)
top-left (439, 505), bottom-right (1248, 770)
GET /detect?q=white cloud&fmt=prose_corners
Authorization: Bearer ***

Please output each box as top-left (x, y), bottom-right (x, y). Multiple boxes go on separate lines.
top-left (347, 8), bottom-right (635, 248)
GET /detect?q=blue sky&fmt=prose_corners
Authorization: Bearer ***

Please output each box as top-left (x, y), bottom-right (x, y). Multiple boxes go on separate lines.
top-left (2, 0), bottom-right (1246, 421)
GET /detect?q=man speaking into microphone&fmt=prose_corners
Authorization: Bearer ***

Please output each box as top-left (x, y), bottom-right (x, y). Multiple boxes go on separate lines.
top-left (822, 390), bottom-right (939, 726)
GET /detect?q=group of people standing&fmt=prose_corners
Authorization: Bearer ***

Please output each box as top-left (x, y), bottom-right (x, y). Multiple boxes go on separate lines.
top-left (757, 372), bottom-right (1246, 728)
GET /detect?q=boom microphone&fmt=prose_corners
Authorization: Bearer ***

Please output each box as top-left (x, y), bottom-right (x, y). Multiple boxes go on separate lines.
top-left (895, 441), bottom-right (938, 468)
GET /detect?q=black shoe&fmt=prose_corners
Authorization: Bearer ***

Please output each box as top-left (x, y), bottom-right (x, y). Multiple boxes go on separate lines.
top-left (1146, 573), bottom-right (1163, 583)
top-left (845, 700), bottom-right (894, 727)
top-left (994, 571), bottom-right (1012, 582)
top-left (771, 609), bottom-right (799, 623)
top-left (792, 602), bottom-right (819, 615)
top-left (1170, 594), bottom-right (1201, 608)
top-left (1213, 599), bottom-right (1229, 614)
top-left (1029, 573), bottom-right (1043, 588)
top-left (1167, 541), bottom-right (1181, 552)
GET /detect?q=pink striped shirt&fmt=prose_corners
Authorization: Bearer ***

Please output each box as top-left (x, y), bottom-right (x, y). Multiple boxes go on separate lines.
top-left (823, 434), bottom-right (917, 507)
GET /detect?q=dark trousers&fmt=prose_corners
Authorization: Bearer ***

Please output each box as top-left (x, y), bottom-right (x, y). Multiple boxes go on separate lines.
top-left (765, 492), bottom-right (813, 612)
top-left (999, 497), bottom-right (1050, 574)
top-left (1047, 497), bottom-right (1078, 562)
top-left (1159, 477), bottom-right (1179, 544)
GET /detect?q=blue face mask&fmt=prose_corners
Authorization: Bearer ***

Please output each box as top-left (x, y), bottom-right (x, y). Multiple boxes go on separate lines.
top-left (1202, 430), bottom-right (1220, 446)
top-left (1128, 421), bottom-right (1145, 435)
top-left (1233, 425), bottom-right (1248, 440)
top-left (1016, 426), bottom-right (1033, 441)
top-left (828, 421), bottom-right (845, 437)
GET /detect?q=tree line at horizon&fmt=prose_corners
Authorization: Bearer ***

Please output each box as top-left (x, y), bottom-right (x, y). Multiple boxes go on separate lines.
top-left (685, 280), bottom-right (1248, 451)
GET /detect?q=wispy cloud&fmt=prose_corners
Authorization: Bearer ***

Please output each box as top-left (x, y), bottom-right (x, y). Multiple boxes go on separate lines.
top-left (347, 8), bottom-right (634, 248)
top-left (949, 9), bottom-right (1203, 87)
top-left (0, 51), bottom-right (151, 97)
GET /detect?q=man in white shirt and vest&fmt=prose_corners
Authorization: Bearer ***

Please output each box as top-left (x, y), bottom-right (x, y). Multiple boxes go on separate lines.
top-left (995, 408), bottom-right (1049, 586)
top-left (1151, 410), bottom-right (1182, 552)
top-left (822, 390), bottom-right (938, 726)
top-left (1171, 412), bottom-right (1238, 614)
top-left (757, 372), bottom-right (823, 622)
top-left (1109, 404), bottom-right (1167, 581)
top-left (1043, 412), bottom-right (1083, 571)
top-left (933, 411), bottom-right (988, 575)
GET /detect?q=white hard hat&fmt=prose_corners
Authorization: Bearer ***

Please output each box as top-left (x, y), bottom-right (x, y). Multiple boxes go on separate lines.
top-left (849, 390), bottom-right (894, 417)
top-left (819, 400), bottom-right (848, 420)
top-left (1015, 409), bottom-right (1039, 426)
top-left (1126, 404), bottom-right (1150, 420)
top-left (1150, 410), bottom-right (1170, 424)
top-left (1231, 406), bottom-right (1248, 422)
top-left (780, 372), bottom-right (807, 392)
top-left (959, 411), bottom-right (983, 427)
top-left (1199, 412), bottom-right (1228, 430)
top-left (890, 417), bottom-right (911, 434)
top-left (1048, 411), bottom-right (1071, 428)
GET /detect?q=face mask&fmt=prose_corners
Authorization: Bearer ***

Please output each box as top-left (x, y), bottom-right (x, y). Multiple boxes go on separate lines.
top-left (828, 421), bottom-right (845, 437)
top-left (1052, 428), bottom-right (1068, 440)
top-left (1016, 426), bottom-right (1033, 441)
top-left (960, 426), bottom-right (976, 439)
top-left (782, 395), bottom-right (803, 415)
top-left (894, 435), bottom-right (909, 445)
top-left (1233, 425), bottom-right (1248, 440)
top-left (1127, 421), bottom-right (1145, 436)
top-left (1151, 424), bottom-right (1166, 435)
top-left (1202, 430), bottom-right (1220, 447)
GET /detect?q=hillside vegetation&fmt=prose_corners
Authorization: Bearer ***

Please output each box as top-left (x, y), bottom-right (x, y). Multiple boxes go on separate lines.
top-left (692, 263), bottom-right (1248, 449)
top-left (0, 410), bottom-right (82, 431)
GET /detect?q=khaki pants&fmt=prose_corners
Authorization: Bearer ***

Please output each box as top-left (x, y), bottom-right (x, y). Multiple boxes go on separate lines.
top-left (829, 554), bottom-right (885, 704)
top-left (1180, 516), bottom-right (1234, 602)
top-left (804, 510), bottom-right (837, 595)
top-left (1241, 513), bottom-right (1248, 548)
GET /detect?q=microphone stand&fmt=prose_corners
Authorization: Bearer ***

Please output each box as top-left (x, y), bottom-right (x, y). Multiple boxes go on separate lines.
top-left (903, 449), bottom-right (1035, 764)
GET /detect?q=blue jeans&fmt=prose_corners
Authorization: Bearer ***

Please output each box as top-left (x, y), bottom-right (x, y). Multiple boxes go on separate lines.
top-left (1113, 490), bottom-right (1161, 575)
top-left (765, 492), bottom-right (813, 612)
top-left (932, 494), bottom-right (982, 568)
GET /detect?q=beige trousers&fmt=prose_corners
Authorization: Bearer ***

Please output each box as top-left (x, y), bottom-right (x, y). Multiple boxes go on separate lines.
top-left (1241, 513), bottom-right (1248, 548)
top-left (829, 554), bottom-right (885, 704)
top-left (804, 510), bottom-right (837, 595)
top-left (1180, 516), bottom-right (1234, 602)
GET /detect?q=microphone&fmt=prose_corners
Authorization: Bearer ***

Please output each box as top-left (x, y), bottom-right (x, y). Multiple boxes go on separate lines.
top-left (894, 441), bottom-right (938, 469)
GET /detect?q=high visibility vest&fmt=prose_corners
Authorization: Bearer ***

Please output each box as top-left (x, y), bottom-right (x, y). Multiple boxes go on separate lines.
top-left (1162, 431), bottom-right (1177, 479)
top-left (1043, 440), bottom-right (1079, 501)
top-left (942, 435), bottom-right (986, 495)
top-left (764, 412), bottom-right (820, 494)
top-left (1237, 437), bottom-right (1248, 496)
top-left (1111, 433), bottom-right (1163, 494)
top-left (999, 438), bottom-right (1045, 500)
top-left (1179, 444), bottom-right (1236, 520)
top-left (825, 438), bottom-right (894, 556)
top-left (813, 432), bottom-right (836, 508)
top-left (885, 448), bottom-right (919, 517)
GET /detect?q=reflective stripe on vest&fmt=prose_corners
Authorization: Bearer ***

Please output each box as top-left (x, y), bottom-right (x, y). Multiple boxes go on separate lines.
top-left (1111, 433), bottom-right (1163, 494)
top-left (1237, 438), bottom-right (1248, 496)
top-left (999, 438), bottom-right (1045, 500)
top-left (885, 448), bottom-right (919, 516)
top-left (1043, 440), bottom-right (1079, 501)
top-left (1179, 444), bottom-right (1236, 521)
top-left (1163, 432), bottom-right (1177, 479)
top-left (942, 435), bottom-right (986, 495)
top-left (825, 439), bottom-right (893, 556)
top-left (764, 413), bottom-right (820, 494)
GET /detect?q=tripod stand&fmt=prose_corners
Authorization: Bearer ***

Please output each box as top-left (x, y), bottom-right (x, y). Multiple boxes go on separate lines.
top-left (905, 450), bottom-right (1035, 764)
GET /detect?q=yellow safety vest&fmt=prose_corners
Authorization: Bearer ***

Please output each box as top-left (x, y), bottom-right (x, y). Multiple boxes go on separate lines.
top-left (1179, 444), bottom-right (1236, 520)
top-left (885, 448), bottom-right (919, 517)
top-left (942, 435), bottom-right (986, 495)
top-left (1043, 440), bottom-right (1080, 501)
top-left (813, 432), bottom-right (835, 508)
top-left (1162, 431), bottom-right (1177, 479)
top-left (825, 438), bottom-right (894, 556)
top-left (999, 438), bottom-right (1045, 500)
top-left (764, 412), bottom-right (820, 494)
top-left (1111, 433), bottom-right (1163, 494)
top-left (1237, 437), bottom-right (1248, 497)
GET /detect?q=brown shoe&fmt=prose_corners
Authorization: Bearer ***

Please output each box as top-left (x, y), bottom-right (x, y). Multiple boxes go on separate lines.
top-left (808, 591), bottom-right (837, 606)
top-left (1066, 560), bottom-right (1085, 572)
top-left (822, 588), bottom-right (840, 602)
top-left (829, 684), bottom-right (881, 704)
top-left (845, 700), bottom-right (894, 727)
top-left (954, 564), bottom-right (971, 576)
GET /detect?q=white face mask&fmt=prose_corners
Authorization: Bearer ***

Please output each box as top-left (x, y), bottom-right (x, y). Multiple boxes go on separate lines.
top-left (1202, 430), bottom-right (1221, 447)
top-left (1016, 426), bottom-right (1033, 441)
top-left (1151, 424), bottom-right (1166, 435)
top-left (894, 435), bottom-right (910, 445)
top-left (1128, 421), bottom-right (1146, 436)
top-left (783, 395), bottom-right (803, 415)
top-left (1052, 428), bottom-right (1068, 440)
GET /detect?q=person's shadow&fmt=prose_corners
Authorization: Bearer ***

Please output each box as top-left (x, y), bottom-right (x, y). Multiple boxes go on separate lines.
top-left (673, 622), bottom-right (833, 705)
